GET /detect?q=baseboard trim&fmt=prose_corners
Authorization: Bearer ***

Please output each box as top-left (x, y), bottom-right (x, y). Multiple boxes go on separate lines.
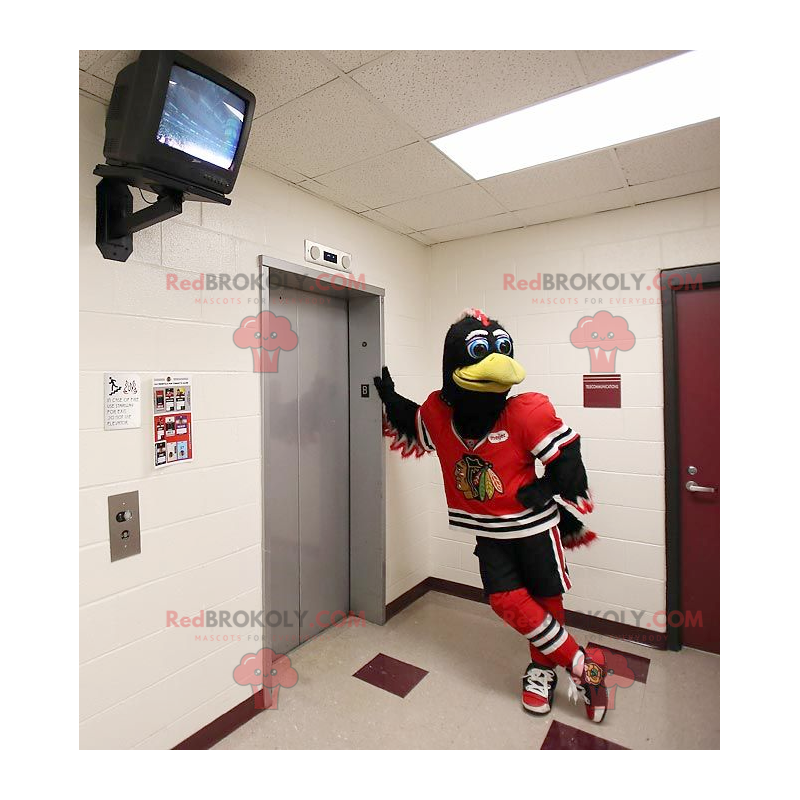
top-left (385, 578), bottom-right (432, 621)
top-left (425, 576), bottom-right (487, 604)
top-left (386, 576), bottom-right (667, 650)
top-left (173, 689), bottom-right (270, 750)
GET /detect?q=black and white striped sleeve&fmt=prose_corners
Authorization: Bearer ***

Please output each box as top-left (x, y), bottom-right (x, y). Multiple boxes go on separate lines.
top-left (415, 408), bottom-right (436, 453)
top-left (531, 422), bottom-right (580, 465)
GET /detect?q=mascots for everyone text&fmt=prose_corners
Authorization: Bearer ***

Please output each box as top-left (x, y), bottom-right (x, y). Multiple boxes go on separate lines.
top-left (374, 308), bottom-right (609, 722)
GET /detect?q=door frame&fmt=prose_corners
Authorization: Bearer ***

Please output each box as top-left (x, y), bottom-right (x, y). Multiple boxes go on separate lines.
top-left (258, 255), bottom-right (387, 653)
top-left (661, 261), bottom-right (720, 651)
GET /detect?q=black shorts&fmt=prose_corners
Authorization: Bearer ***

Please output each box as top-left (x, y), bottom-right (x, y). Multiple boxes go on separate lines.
top-left (473, 527), bottom-right (571, 598)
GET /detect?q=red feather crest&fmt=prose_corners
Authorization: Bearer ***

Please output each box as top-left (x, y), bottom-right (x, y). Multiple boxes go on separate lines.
top-left (457, 307), bottom-right (491, 326)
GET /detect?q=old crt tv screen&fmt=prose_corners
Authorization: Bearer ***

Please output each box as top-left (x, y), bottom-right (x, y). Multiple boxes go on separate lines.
top-left (102, 51), bottom-right (256, 195)
top-left (156, 65), bottom-right (246, 171)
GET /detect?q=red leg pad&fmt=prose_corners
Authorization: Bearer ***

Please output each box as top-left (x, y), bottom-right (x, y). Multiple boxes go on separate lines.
top-left (489, 588), bottom-right (579, 669)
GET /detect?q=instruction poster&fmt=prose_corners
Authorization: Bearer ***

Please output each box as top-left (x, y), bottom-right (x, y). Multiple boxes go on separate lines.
top-left (153, 375), bottom-right (193, 467)
top-left (104, 373), bottom-right (142, 430)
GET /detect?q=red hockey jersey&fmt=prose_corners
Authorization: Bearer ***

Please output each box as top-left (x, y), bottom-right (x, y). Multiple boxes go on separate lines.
top-left (416, 391), bottom-right (579, 539)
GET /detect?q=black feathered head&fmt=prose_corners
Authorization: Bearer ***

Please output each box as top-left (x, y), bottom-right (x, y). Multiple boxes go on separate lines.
top-left (441, 308), bottom-right (526, 417)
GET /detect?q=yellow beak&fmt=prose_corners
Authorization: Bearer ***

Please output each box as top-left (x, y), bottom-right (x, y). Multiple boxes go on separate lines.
top-left (452, 353), bottom-right (526, 393)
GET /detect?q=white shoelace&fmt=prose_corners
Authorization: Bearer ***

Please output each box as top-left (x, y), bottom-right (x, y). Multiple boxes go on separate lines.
top-left (524, 666), bottom-right (555, 699)
top-left (567, 674), bottom-right (589, 706)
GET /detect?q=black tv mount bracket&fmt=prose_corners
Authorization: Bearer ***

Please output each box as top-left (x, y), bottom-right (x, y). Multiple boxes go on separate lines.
top-left (94, 163), bottom-right (231, 262)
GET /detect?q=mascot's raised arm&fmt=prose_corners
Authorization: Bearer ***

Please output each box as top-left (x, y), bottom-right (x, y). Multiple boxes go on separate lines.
top-left (374, 307), bottom-right (610, 723)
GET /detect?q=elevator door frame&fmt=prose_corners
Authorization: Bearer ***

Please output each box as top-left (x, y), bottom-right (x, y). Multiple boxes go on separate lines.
top-left (259, 255), bottom-right (387, 651)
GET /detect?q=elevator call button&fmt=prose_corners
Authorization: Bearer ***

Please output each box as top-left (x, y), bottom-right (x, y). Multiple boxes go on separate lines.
top-left (108, 491), bottom-right (141, 562)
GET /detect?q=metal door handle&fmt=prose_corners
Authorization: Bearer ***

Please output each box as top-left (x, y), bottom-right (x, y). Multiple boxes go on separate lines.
top-left (685, 480), bottom-right (715, 493)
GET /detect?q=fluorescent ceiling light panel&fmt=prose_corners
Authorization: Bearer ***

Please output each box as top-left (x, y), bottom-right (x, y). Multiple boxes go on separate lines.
top-left (430, 51), bottom-right (719, 180)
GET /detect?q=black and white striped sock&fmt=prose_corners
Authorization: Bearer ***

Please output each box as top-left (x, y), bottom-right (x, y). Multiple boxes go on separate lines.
top-left (526, 614), bottom-right (569, 656)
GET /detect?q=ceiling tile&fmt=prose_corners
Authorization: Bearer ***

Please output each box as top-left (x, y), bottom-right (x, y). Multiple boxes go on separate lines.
top-left (88, 50), bottom-right (138, 82)
top-left (298, 179), bottom-right (369, 213)
top-left (576, 50), bottom-right (684, 83)
top-left (79, 70), bottom-right (114, 102)
top-left (351, 50), bottom-right (583, 138)
top-left (79, 50), bottom-right (105, 70)
top-left (628, 168), bottom-right (720, 205)
top-left (422, 213), bottom-right (523, 244)
top-left (408, 232), bottom-right (436, 246)
top-left (377, 184), bottom-right (505, 231)
top-left (243, 134), bottom-right (308, 183)
top-left (513, 188), bottom-right (633, 226)
top-left (186, 51), bottom-right (337, 115)
top-left (361, 209), bottom-right (415, 235)
top-left (319, 50), bottom-right (390, 73)
top-left (315, 142), bottom-right (471, 208)
top-left (481, 151), bottom-right (625, 210)
top-left (247, 78), bottom-right (416, 177)
top-left (616, 119), bottom-right (720, 185)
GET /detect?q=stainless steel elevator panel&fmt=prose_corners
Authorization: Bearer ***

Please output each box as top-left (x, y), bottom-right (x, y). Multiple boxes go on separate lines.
top-left (297, 292), bottom-right (350, 642)
top-left (266, 288), bottom-right (301, 654)
top-left (267, 286), bottom-right (350, 652)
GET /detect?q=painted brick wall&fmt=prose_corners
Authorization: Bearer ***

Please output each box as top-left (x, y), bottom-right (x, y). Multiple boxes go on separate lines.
top-left (425, 190), bottom-right (720, 633)
top-left (79, 94), bottom-right (430, 749)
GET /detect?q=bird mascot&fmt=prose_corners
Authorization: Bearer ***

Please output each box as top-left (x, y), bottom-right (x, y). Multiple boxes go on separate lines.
top-left (374, 308), bottom-right (609, 722)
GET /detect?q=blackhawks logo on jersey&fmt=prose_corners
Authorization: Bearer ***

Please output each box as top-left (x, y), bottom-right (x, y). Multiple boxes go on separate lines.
top-left (454, 454), bottom-right (504, 501)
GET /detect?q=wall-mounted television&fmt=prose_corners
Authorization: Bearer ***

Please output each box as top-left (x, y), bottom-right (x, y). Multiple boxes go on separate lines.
top-left (103, 51), bottom-right (256, 196)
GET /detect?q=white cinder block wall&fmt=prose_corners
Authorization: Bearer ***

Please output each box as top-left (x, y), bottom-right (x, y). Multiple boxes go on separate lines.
top-left (79, 94), bottom-right (431, 749)
top-left (425, 190), bottom-right (719, 635)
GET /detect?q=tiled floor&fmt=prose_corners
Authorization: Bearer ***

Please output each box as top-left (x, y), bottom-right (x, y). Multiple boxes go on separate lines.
top-left (213, 591), bottom-right (720, 750)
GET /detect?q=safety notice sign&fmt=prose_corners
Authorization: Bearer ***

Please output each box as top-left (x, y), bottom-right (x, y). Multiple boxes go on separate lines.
top-left (104, 373), bottom-right (141, 430)
top-left (153, 375), bottom-right (193, 467)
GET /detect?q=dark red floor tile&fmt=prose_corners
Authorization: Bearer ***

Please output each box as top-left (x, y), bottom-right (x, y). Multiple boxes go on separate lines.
top-left (587, 641), bottom-right (651, 683)
top-left (353, 653), bottom-right (428, 698)
top-left (541, 720), bottom-right (627, 750)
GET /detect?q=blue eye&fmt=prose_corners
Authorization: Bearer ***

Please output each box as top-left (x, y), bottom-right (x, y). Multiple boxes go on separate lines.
top-left (495, 335), bottom-right (512, 355)
top-left (467, 338), bottom-right (490, 359)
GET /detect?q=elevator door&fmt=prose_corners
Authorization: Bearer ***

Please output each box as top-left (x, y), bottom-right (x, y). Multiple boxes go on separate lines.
top-left (267, 286), bottom-right (350, 653)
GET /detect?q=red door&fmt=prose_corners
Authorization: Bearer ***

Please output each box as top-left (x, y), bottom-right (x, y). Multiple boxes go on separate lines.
top-left (674, 280), bottom-right (720, 653)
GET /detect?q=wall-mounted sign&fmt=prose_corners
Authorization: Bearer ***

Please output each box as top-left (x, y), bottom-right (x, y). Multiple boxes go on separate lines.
top-left (153, 375), bottom-right (193, 467)
top-left (104, 373), bottom-right (141, 430)
top-left (583, 374), bottom-right (621, 408)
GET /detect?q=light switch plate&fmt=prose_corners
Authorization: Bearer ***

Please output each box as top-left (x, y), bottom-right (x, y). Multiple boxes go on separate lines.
top-left (108, 490), bottom-right (141, 562)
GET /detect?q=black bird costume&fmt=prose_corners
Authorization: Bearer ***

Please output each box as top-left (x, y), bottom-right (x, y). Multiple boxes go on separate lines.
top-left (375, 308), bottom-right (609, 721)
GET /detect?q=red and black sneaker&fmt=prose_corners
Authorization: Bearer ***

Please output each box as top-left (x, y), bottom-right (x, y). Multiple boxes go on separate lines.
top-left (568, 647), bottom-right (609, 723)
top-left (522, 661), bottom-right (558, 714)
